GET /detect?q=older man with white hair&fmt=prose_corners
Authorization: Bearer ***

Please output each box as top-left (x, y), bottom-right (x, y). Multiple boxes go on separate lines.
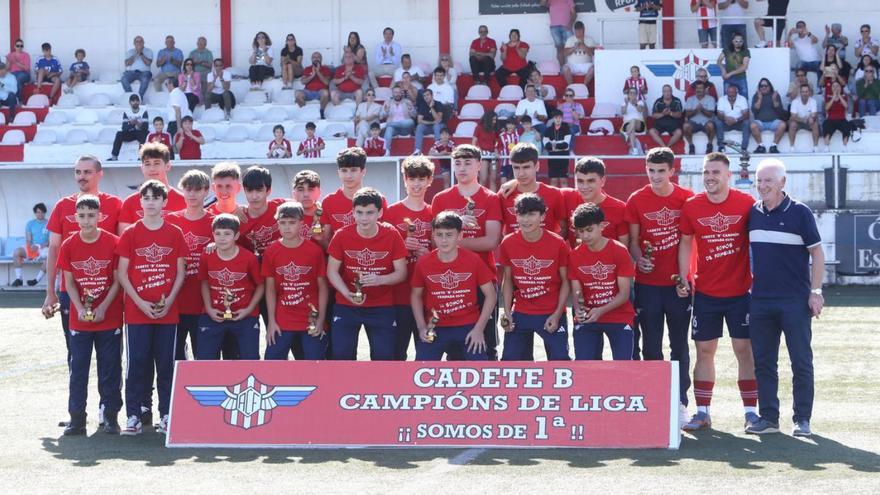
top-left (746, 158), bottom-right (825, 437)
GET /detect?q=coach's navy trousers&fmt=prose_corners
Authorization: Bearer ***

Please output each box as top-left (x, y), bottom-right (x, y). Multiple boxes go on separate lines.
top-left (635, 283), bottom-right (692, 406)
top-left (331, 304), bottom-right (396, 360)
top-left (68, 328), bottom-right (122, 416)
top-left (125, 324), bottom-right (176, 418)
top-left (750, 297), bottom-right (815, 424)
top-left (501, 312), bottom-right (571, 361)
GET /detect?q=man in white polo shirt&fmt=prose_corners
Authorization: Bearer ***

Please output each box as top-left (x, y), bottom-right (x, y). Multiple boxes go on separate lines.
top-left (562, 21), bottom-right (596, 86)
top-left (717, 84), bottom-right (750, 152)
top-left (787, 84), bottom-right (820, 152)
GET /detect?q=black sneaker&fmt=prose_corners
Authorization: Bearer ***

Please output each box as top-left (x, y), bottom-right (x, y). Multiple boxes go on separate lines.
top-left (102, 413), bottom-right (120, 435)
top-left (11, 279), bottom-right (23, 287)
top-left (26, 279), bottom-right (38, 286)
top-left (717, 145), bottom-right (725, 153)
top-left (706, 143), bottom-right (713, 153)
top-left (141, 407), bottom-right (153, 429)
top-left (769, 145), bottom-right (780, 154)
top-left (754, 145), bottom-right (767, 154)
top-left (107, 156), bottom-right (118, 161)
top-left (688, 144), bottom-right (696, 155)
top-left (63, 413), bottom-right (87, 436)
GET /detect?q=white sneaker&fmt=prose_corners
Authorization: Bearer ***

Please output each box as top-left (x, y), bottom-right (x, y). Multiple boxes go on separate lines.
top-left (97, 403), bottom-right (106, 427)
top-left (157, 415), bottom-right (170, 434)
top-left (754, 41), bottom-right (768, 48)
top-left (120, 415), bottom-right (143, 436)
top-left (679, 403), bottom-right (689, 427)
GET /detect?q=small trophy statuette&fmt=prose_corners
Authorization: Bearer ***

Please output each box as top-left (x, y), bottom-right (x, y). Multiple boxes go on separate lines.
top-left (642, 240), bottom-right (654, 261)
top-left (351, 272), bottom-right (365, 305)
top-left (403, 217), bottom-right (416, 237)
top-left (465, 197), bottom-right (476, 217)
top-left (576, 292), bottom-right (587, 323)
top-left (307, 303), bottom-right (320, 336)
top-left (499, 312), bottom-right (514, 332)
top-left (221, 288), bottom-right (234, 320)
top-left (671, 274), bottom-right (689, 293)
top-left (425, 309), bottom-right (440, 342)
top-left (153, 293), bottom-right (166, 313)
top-left (44, 302), bottom-right (61, 319)
top-left (82, 289), bottom-right (96, 322)
top-left (311, 202), bottom-right (324, 235)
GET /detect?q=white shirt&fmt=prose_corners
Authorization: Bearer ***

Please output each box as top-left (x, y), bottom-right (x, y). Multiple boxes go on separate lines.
top-left (206, 69), bottom-right (231, 95)
top-left (720, 0), bottom-right (746, 26)
top-left (792, 35), bottom-right (819, 63)
top-left (622, 100), bottom-right (646, 122)
top-left (427, 81), bottom-right (456, 105)
top-left (515, 98), bottom-right (547, 120)
top-left (717, 94), bottom-right (748, 120)
top-left (393, 65), bottom-right (425, 84)
top-left (167, 87), bottom-right (192, 122)
top-left (790, 97), bottom-right (818, 119)
top-left (564, 35), bottom-right (596, 65)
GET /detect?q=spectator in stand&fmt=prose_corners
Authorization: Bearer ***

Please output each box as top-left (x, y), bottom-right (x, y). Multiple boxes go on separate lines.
top-left (754, 0), bottom-right (789, 48)
top-left (856, 66), bottom-right (880, 116)
top-left (6, 39), bottom-right (30, 99)
top-left (635, 0), bottom-right (662, 49)
top-left (823, 23), bottom-right (849, 61)
top-left (174, 116), bottom-right (204, 160)
top-left (718, 32), bottom-right (750, 98)
top-left (178, 58), bottom-right (201, 111)
top-left (147, 116), bottom-right (173, 157)
top-left (623, 65), bottom-right (648, 101)
top-left (188, 37), bottom-right (213, 94)
top-left (518, 115), bottom-right (543, 153)
top-left (248, 31), bottom-right (274, 90)
top-left (786, 68), bottom-right (815, 103)
top-left (414, 88), bottom-right (445, 154)
top-left (427, 66), bottom-right (456, 116)
top-left (438, 53), bottom-right (459, 105)
top-left (497, 29), bottom-right (532, 90)
top-left (683, 80), bottom-right (718, 154)
top-left (648, 84), bottom-right (684, 148)
top-left (541, 0), bottom-right (575, 66)
top-left (516, 84), bottom-right (549, 132)
top-left (692, 0), bottom-right (718, 49)
top-left (369, 27), bottom-right (402, 89)
top-left (719, 0), bottom-right (749, 49)
top-left (854, 54), bottom-right (880, 82)
top-left (382, 85), bottom-right (416, 154)
top-left (296, 52), bottom-right (331, 116)
top-left (34, 42), bottom-right (62, 100)
top-left (280, 33), bottom-right (304, 89)
top-left (109, 94), bottom-right (149, 161)
top-left (472, 111), bottom-right (499, 188)
top-left (0, 63), bottom-right (19, 117)
top-left (344, 31), bottom-right (368, 67)
top-left (543, 109), bottom-right (573, 188)
top-left (820, 46), bottom-right (851, 93)
top-left (164, 77), bottom-right (190, 137)
top-left (469, 25), bottom-right (497, 85)
top-left (559, 88), bottom-right (585, 134)
top-left (562, 21), bottom-right (596, 86)
top-left (332, 52), bottom-right (365, 105)
top-left (429, 127), bottom-right (454, 188)
top-left (393, 54), bottom-right (425, 89)
top-left (206, 58), bottom-right (235, 120)
top-left (297, 122), bottom-right (324, 158)
top-left (496, 119), bottom-right (519, 180)
top-left (267, 125), bottom-right (292, 158)
top-left (788, 84), bottom-right (821, 152)
top-left (855, 24), bottom-right (880, 59)
top-left (749, 77), bottom-right (787, 153)
top-left (354, 88), bottom-right (382, 146)
top-left (153, 35), bottom-right (183, 92)
top-left (822, 80), bottom-right (850, 151)
top-left (65, 49), bottom-right (89, 93)
top-left (364, 122), bottom-right (386, 157)
top-left (528, 68), bottom-right (552, 101)
top-left (10, 203), bottom-right (49, 287)
top-left (121, 36), bottom-right (153, 100)
top-left (685, 67), bottom-right (719, 99)
top-left (620, 87), bottom-right (647, 155)
top-left (397, 71), bottom-right (420, 104)
top-left (717, 84), bottom-right (750, 152)
top-left (788, 22), bottom-right (821, 78)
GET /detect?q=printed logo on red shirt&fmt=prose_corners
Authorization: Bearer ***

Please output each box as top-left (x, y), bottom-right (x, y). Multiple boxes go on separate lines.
top-left (134, 243), bottom-right (174, 263)
top-left (452, 206), bottom-right (485, 218)
top-left (510, 256), bottom-right (554, 276)
top-left (644, 207), bottom-right (682, 226)
top-left (344, 248), bottom-right (389, 267)
top-left (66, 213), bottom-right (109, 223)
top-left (275, 262), bottom-right (312, 282)
top-left (427, 269), bottom-right (472, 289)
top-left (70, 257), bottom-right (111, 276)
top-left (246, 224), bottom-right (280, 246)
top-left (208, 267), bottom-right (247, 287)
top-left (579, 261), bottom-right (616, 281)
top-left (395, 219), bottom-right (431, 237)
top-left (183, 231), bottom-right (211, 251)
top-left (332, 212), bottom-right (354, 227)
top-left (696, 212), bottom-right (743, 233)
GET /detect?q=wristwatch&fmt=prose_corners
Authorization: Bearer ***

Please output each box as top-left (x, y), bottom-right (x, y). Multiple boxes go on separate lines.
top-left (811, 288), bottom-right (823, 295)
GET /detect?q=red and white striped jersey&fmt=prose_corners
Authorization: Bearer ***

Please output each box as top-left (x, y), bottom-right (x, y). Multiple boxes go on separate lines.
top-left (496, 130), bottom-right (520, 167)
top-left (297, 136), bottom-right (324, 158)
top-left (690, 1), bottom-right (718, 30)
top-left (364, 136), bottom-right (386, 157)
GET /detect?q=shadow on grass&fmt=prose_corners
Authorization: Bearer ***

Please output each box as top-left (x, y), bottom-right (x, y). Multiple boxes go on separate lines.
top-left (40, 429), bottom-right (880, 472)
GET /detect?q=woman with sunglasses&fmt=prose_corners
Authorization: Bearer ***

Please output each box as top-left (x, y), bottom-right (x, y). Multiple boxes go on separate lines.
top-left (6, 39), bottom-right (30, 99)
top-left (718, 32), bottom-right (750, 99)
top-left (178, 58), bottom-right (201, 112)
top-left (559, 90), bottom-right (585, 135)
top-left (280, 33), bottom-right (304, 89)
top-left (354, 89), bottom-right (382, 146)
top-left (248, 31), bottom-right (274, 90)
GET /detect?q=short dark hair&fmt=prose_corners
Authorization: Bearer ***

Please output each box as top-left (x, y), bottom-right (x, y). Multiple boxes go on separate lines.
top-left (369, 122), bottom-right (381, 130)
top-left (401, 155), bottom-right (435, 178)
top-left (212, 213), bottom-right (240, 234)
top-left (451, 144), bottom-right (482, 160)
top-left (550, 108), bottom-right (563, 118)
top-left (181, 115), bottom-right (194, 124)
top-left (432, 211), bottom-right (463, 232)
top-left (510, 142), bottom-right (539, 163)
top-left (574, 21), bottom-right (585, 30)
top-left (242, 166), bottom-right (272, 191)
top-left (275, 201), bottom-right (304, 221)
top-left (514, 193), bottom-right (546, 215)
top-left (41, 42), bottom-right (51, 51)
top-left (75, 48), bottom-right (85, 57)
top-left (129, 94), bottom-right (140, 102)
top-left (139, 141), bottom-right (171, 162)
top-left (352, 187), bottom-right (383, 210)
top-left (704, 151), bottom-right (730, 167)
top-left (693, 80), bottom-right (706, 89)
top-left (384, 27), bottom-right (395, 35)
top-left (439, 127), bottom-right (450, 134)
top-left (273, 124), bottom-right (285, 134)
top-left (293, 170), bottom-right (321, 188)
top-left (305, 121), bottom-right (316, 130)
top-left (646, 147), bottom-right (675, 168)
top-left (575, 156), bottom-right (606, 177)
top-left (74, 195), bottom-right (99, 210)
top-left (33, 202), bottom-right (47, 213)
top-left (519, 114), bottom-right (532, 123)
top-left (433, 66), bottom-right (446, 75)
top-left (401, 53), bottom-right (411, 60)
top-left (179, 169), bottom-right (211, 190)
top-left (76, 154), bottom-right (103, 172)
top-left (337, 147), bottom-right (367, 169)
top-left (572, 202), bottom-right (605, 229)
top-left (153, 116), bottom-right (165, 124)
top-left (139, 179), bottom-right (168, 199)
top-left (211, 161), bottom-right (241, 180)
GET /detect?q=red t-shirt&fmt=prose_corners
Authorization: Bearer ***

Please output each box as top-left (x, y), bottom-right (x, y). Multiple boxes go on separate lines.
top-left (679, 189), bottom-right (754, 298)
top-left (166, 211), bottom-right (215, 314)
top-left (47, 192), bottom-right (123, 240)
top-left (411, 248), bottom-right (495, 327)
top-left (431, 185), bottom-right (503, 273)
top-left (624, 183), bottom-right (694, 286)
top-left (321, 188), bottom-right (389, 236)
top-left (238, 198), bottom-right (286, 257)
top-left (383, 201), bottom-right (434, 305)
top-left (327, 223), bottom-right (408, 307)
top-left (198, 247), bottom-right (263, 318)
top-left (303, 65), bottom-right (332, 90)
top-left (563, 188), bottom-right (628, 247)
top-left (470, 37), bottom-right (498, 55)
top-left (119, 188), bottom-right (187, 225)
top-left (501, 41), bottom-right (530, 71)
top-left (473, 125), bottom-right (496, 152)
top-left (334, 64), bottom-right (366, 93)
top-left (177, 130), bottom-right (203, 160)
top-left (57, 229), bottom-right (123, 331)
top-left (825, 94), bottom-right (848, 120)
top-left (501, 182), bottom-right (566, 235)
top-left (116, 220), bottom-right (187, 324)
top-left (147, 132), bottom-right (172, 149)
top-left (499, 230), bottom-right (570, 315)
top-left (261, 239), bottom-right (327, 330)
top-left (567, 240), bottom-right (636, 324)
top-left (364, 136), bottom-right (386, 157)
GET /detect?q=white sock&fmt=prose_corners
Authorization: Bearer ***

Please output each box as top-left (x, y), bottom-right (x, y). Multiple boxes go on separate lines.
top-left (14, 268), bottom-right (22, 279)
top-left (744, 406), bottom-right (757, 415)
top-left (697, 405), bottom-right (709, 414)
top-left (35, 270), bottom-right (45, 282)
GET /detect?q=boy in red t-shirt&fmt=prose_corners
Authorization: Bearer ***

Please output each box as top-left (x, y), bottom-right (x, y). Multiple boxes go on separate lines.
top-left (497, 143), bottom-right (567, 235)
top-left (116, 180), bottom-right (187, 435)
top-left (117, 142), bottom-right (186, 233)
top-left (146, 117), bottom-right (174, 159)
top-left (326, 188), bottom-right (408, 360)
top-left (363, 123), bottom-right (386, 157)
top-left (382, 156), bottom-right (434, 360)
top-left (263, 202), bottom-right (329, 360)
top-left (568, 202), bottom-right (636, 360)
top-left (238, 166), bottom-right (286, 258)
top-left (57, 195), bottom-right (124, 435)
top-left (197, 214), bottom-right (264, 360)
top-left (207, 161), bottom-right (242, 216)
top-left (291, 169), bottom-right (325, 244)
top-left (411, 212), bottom-right (496, 360)
top-left (428, 127), bottom-right (455, 188)
top-left (173, 116), bottom-right (205, 160)
top-left (320, 147), bottom-right (388, 246)
top-left (166, 169), bottom-right (214, 360)
top-left (499, 193), bottom-right (571, 361)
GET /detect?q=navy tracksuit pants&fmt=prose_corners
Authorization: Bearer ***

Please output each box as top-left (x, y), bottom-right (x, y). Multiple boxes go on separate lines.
top-left (125, 324), bottom-right (176, 418)
top-left (68, 327), bottom-right (122, 416)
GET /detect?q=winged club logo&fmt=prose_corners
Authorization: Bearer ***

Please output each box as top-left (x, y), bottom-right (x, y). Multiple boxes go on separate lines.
top-left (246, 224), bottom-right (279, 246)
top-left (644, 207), bottom-right (682, 226)
top-left (70, 257), bottom-right (111, 276)
top-left (209, 268), bottom-right (247, 287)
top-left (511, 256), bottom-right (554, 276)
top-left (697, 212), bottom-right (742, 233)
top-left (579, 261), bottom-right (616, 281)
top-left (332, 212), bottom-right (355, 227)
top-left (134, 243), bottom-right (173, 263)
top-left (396, 219), bottom-right (431, 237)
top-left (427, 269), bottom-right (472, 290)
top-left (344, 248), bottom-right (389, 266)
top-left (276, 262), bottom-right (311, 282)
top-left (183, 231), bottom-right (211, 251)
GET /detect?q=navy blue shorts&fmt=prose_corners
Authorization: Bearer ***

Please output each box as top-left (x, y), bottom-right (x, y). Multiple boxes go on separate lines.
top-left (691, 292), bottom-right (750, 341)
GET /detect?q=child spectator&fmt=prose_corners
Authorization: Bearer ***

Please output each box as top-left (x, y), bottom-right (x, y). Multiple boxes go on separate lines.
top-left (34, 42), bottom-right (62, 100)
top-left (267, 124), bottom-right (292, 159)
top-left (364, 122), bottom-right (386, 157)
top-left (472, 111), bottom-right (499, 189)
top-left (173, 116), bottom-right (204, 160)
top-left (147, 117), bottom-right (173, 158)
top-left (543, 110), bottom-right (573, 188)
top-left (297, 122), bottom-right (325, 158)
top-left (496, 119), bottom-right (520, 181)
top-left (65, 49), bottom-right (89, 93)
top-left (11, 202), bottom-right (49, 287)
top-left (518, 115), bottom-right (543, 153)
top-left (429, 127), bottom-right (455, 188)
top-left (692, 0), bottom-right (718, 49)
top-left (622, 65), bottom-right (648, 101)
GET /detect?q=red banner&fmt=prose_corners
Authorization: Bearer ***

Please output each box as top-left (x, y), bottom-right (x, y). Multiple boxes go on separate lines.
top-left (167, 361), bottom-right (680, 449)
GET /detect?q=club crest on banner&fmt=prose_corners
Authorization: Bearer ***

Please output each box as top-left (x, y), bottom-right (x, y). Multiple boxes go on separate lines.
top-left (644, 51), bottom-right (721, 93)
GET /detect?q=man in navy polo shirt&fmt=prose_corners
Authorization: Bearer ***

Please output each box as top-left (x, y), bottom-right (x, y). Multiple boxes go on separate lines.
top-left (746, 158), bottom-right (825, 437)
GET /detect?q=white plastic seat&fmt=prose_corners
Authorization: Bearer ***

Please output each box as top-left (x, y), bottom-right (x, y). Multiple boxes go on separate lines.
top-left (0, 112), bottom-right (5, 125)
top-left (494, 102), bottom-right (517, 119)
top-left (42, 112), bottom-right (67, 126)
top-left (291, 104), bottom-right (321, 122)
top-left (591, 102), bottom-right (618, 117)
top-left (272, 89), bottom-right (296, 105)
top-left (31, 129), bottom-right (57, 145)
top-left (567, 83), bottom-right (589, 98)
top-left (242, 91), bottom-right (268, 106)
top-left (374, 87), bottom-right (392, 102)
top-left (96, 128), bottom-right (117, 144)
top-left (256, 124), bottom-right (276, 141)
top-left (454, 121), bottom-right (477, 137)
top-left (325, 104), bottom-right (354, 121)
top-left (11, 111), bottom-right (37, 126)
top-left (288, 124), bottom-right (307, 140)
top-left (25, 94), bottom-right (50, 108)
top-left (197, 126), bottom-right (216, 143)
top-left (222, 125), bottom-right (249, 142)
top-left (465, 84), bottom-right (491, 100)
top-left (99, 72), bottom-right (120, 84)
top-left (148, 91), bottom-right (168, 107)
top-left (64, 129), bottom-right (89, 144)
top-left (542, 84), bottom-right (557, 100)
top-left (458, 102), bottom-right (485, 120)
top-left (56, 93), bottom-right (80, 108)
top-left (200, 107), bottom-right (225, 123)
top-left (262, 106), bottom-right (288, 123)
top-left (320, 123), bottom-right (349, 138)
top-left (104, 108), bottom-right (126, 125)
top-left (1, 130), bottom-right (26, 145)
top-left (231, 107), bottom-right (258, 123)
top-left (73, 110), bottom-right (99, 125)
top-left (587, 119), bottom-right (615, 136)
top-left (87, 93), bottom-right (112, 107)
top-left (498, 85), bottom-right (524, 101)
top-left (537, 60), bottom-right (561, 76)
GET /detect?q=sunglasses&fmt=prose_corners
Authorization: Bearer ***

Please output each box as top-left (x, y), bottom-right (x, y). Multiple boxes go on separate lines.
top-left (565, 93), bottom-right (575, 97)
top-left (15, 44), bottom-right (22, 47)
top-left (440, 58), bottom-right (450, 61)
top-left (759, 84), bottom-right (769, 88)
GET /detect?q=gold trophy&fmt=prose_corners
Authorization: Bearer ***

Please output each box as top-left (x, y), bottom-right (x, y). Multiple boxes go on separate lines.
top-left (499, 312), bottom-right (514, 332)
top-left (306, 303), bottom-right (320, 336)
top-left (425, 309), bottom-right (440, 342)
top-left (311, 202), bottom-right (324, 235)
top-left (351, 272), bottom-right (365, 305)
top-left (671, 274), bottom-right (689, 293)
top-left (465, 197), bottom-right (476, 217)
top-left (221, 288), bottom-right (234, 320)
top-left (82, 289), bottom-right (96, 322)
top-left (575, 292), bottom-right (587, 324)
top-left (403, 217), bottom-right (416, 237)
top-left (152, 293), bottom-right (166, 313)
top-left (642, 239), bottom-right (654, 261)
